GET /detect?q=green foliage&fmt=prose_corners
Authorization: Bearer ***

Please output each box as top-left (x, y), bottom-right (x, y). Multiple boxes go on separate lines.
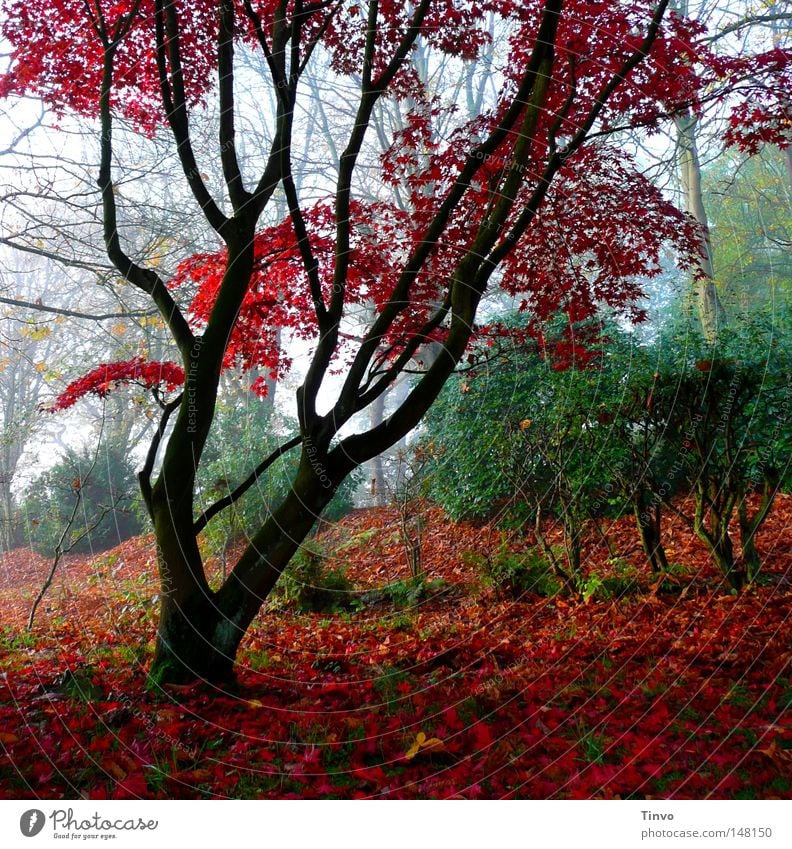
top-left (19, 440), bottom-right (143, 556)
top-left (421, 325), bottom-right (546, 521)
top-left (653, 306), bottom-right (791, 487)
top-left (463, 536), bottom-right (560, 598)
top-left (357, 575), bottom-right (447, 610)
top-left (425, 315), bottom-right (636, 519)
top-left (597, 559), bottom-right (643, 600)
top-left (577, 569), bottom-right (643, 603)
top-left (196, 398), bottom-right (359, 562)
top-left (379, 576), bottom-right (446, 609)
top-left (575, 721), bottom-right (609, 765)
top-left (645, 308), bottom-right (792, 585)
top-left (372, 666), bottom-right (411, 714)
top-left (272, 541), bottom-right (356, 613)
top-left (0, 626), bottom-right (38, 652)
top-left (50, 666), bottom-right (104, 702)
top-left (424, 313), bottom-right (638, 585)
top-left (578, 573), bottom-right (608, 603)
top-left (705, 148), bottom-right (792, 311)
top-left (424, 302), bottom-right (791, 587)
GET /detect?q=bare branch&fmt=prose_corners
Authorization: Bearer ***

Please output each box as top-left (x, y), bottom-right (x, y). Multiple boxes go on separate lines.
top-left (0, 294), bottom-right (154, 322)
top-left (195, 434), bottom-right (303, 533)
top-left (138, 392), bottom-right (183, 516)
top-left (154, 0), bottom-right (229, 235)
top-left (218, 0), bottom-right (252, 210)
top-left (97, 39), bottom-right (195, 357)
top-left (707, 12), bottom-right (792, 42)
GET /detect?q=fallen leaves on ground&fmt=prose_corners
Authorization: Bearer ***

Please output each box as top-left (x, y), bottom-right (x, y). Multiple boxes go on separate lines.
top-left (0, 497), bottom-right (790, 799)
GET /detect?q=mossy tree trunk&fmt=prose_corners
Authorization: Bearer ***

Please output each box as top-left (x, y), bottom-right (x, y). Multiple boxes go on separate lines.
top-left (149, 450), bottom-right (340, 684)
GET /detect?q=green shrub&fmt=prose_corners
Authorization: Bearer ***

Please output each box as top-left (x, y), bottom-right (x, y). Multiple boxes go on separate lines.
top-left (422, 313), bottom-right (640, 593)
top-left (463, 537), bottom-right (561, 598)
top-left (272, 541), bottom-right (357, 613)
top-left (644, 308), bottom-right (792, 587)
top-left (19, 441), bottom-right (143, 556)
top-left (597, 560), bottom-right (643, 599)
top-left (360, 576), bottom-right (447, 609)
top-left (424, 304), bottom-right (792, 588)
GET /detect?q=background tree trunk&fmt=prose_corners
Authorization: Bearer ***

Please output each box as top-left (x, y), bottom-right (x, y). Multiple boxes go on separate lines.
top-left (675, 109), bottom-right (726, 342)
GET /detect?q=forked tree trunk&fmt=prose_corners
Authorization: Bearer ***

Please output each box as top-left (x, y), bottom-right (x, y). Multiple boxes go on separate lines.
top-left (532, 504), bottom-right (576, 595)
top-left (148, 450), bottom-right (339, 684)
top-left (692, 494), bottom-right (742, 590)
top-left (737, 475), bottom-right (779, 585)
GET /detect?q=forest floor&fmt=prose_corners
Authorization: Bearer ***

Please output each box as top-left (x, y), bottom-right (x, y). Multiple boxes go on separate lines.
top-left (0, 497), bottom-right (790, 799)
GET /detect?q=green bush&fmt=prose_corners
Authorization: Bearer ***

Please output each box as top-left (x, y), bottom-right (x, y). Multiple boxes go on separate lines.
top-left (360, 576), bottom-right (448, 609)
top-left (643, 308), bottom-right (792, 586)
top-left (424, 304), bottom-right (792, 588)
top-left (272, 541), bottom-right (357, 613)
top-left (423, 315), bottom-right (635, 521)
top-left (423, 313), bottom-right (637, 588)
top-left (19, 441), bottom-right (143, 556)
top-left (598, 560), bottom-right (644, 599)
top-left (463, 537), bottom-right (561, 599)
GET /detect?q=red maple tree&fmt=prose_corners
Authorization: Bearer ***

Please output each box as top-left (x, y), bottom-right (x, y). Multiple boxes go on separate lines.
top-left (2, 0), bottom-right (788, 684)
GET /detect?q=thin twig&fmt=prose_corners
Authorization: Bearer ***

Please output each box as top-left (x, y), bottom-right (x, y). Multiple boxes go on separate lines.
top-left (28, 415), bottom-right (109, 629)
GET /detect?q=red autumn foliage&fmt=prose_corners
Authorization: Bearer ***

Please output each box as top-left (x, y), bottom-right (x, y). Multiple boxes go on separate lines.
top-left (1, 0), bottom-right (789, 720)
top-left (5, 0), bottom-right (787, 409)
top-left (1, 496), bottom-right (789, 799)
top-left (169, 199), bottom-right (407, 391)
top-left (47, 358), bottom-right (185, 412)
top-left (0, 0), bottom-right (218, 134)
top-left (720, 47), bottom-right (792, 155)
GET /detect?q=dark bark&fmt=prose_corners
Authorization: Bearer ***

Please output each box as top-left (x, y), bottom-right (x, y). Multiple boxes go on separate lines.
top-left (148, 488), bottom-right (217, 683)
top-left (368, 390), bottom-right (387, 506)
top-left (737, 500), bottom-right (760, 585)
top-left (737, 473), bottom-right (779, 585)
top-left (148, 447), bottom-right (339, 683)
top-left (692, 490), bottom-right (742, 589)
top-left (633, 496), bottom-right (669, 574)
top-left (149, 593), bottom-right (236, 685)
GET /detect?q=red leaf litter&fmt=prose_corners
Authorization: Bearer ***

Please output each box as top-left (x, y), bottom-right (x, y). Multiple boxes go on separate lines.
top-left (1, 496), bottom-right (790, 799)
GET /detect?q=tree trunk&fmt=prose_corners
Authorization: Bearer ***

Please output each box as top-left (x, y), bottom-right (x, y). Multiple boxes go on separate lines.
top-left (738, 475), bottom-right (779, 585)
top-left (148, 447), bottom-right (339, 684)
top-left (693, 504), bottom-right (741, 590)
top-left (675, 110), bottom-right (726, 342)
top-left (0, 472), bottom-right (14, 551)
top-left (148, 487), bottom-right (220, 684)
top-left (738, 497), bottom-right (761, 583)
top-left (561, 508), bottom-right (583, 583)
top-left (533, 504), bottom-right (575, 595)
top-left (150, 592), bottom-right (237, 685)
top-left (634, 497), bottom-right (669, 573)
top-left (368, 391), bottom-right (387, 507)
